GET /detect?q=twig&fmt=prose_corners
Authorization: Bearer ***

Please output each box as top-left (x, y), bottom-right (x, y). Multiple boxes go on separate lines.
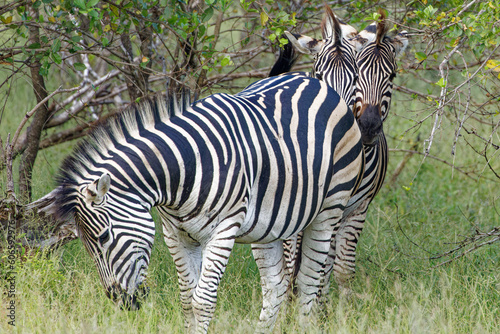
top-left (430, 227), bottom-right (500, 268)
top-left (10, 86), bottom-right (79, 150)
top-left (424, 37), bottom-right (466, 156)
top-left (389, 148), bottom-right (478, 181)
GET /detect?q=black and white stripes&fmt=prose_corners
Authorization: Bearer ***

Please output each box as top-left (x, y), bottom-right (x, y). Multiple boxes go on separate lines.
top-left (34, 73), bottom-right (363, 333)
top-left (272, 6), bottom-right (408, 300)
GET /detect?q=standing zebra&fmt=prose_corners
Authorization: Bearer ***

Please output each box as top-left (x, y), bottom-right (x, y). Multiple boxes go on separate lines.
top-left (31, 73), bottom-right (363, 333)
top-left (264, 3), bottom-right (367, 312)
top-left (272, 9), bottom-right (408, 298)
top-left (329, 13), bottom-right (408, 296)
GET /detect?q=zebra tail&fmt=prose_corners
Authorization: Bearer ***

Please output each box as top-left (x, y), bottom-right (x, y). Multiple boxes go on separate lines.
top-left (269, 39), bottom-right (298, 77)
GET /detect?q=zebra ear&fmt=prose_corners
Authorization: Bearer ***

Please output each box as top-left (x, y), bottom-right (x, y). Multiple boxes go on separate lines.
top-left (322, 6), bottom-right (358, 42)
top-left (392, 31), bottom-right (409, 57)
top-left (284, 31), bottom-right (325, 55)
top-left (86, 174), bottom-right (111, 203)
top-left (351, 22), bottom-right (377, 52)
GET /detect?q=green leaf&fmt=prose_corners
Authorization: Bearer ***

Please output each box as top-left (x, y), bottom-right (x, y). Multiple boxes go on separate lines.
top-left (28, 43), bottom-right (41, 49)
top-left (260, 11), bottom-right (268, 26)
top-left (51, 52), bottom-right (62, 64)
top-left (88, 9), bottom-right (99, 18)
top-left (73, 62), bottom-right (86, 71)
top-left (74, 0), bottom-right (86, 10)
top-left (51, 39), bottom-right (61, 53)
top-left (415, 52), bottom-right (427, 62)
top-left (220, 56), bottom-right (230, 67)
top-left (435, 77), bottom-right (446, 88)
top-left (423, 5), bottom-right (437, 18)
top-left (201, 7), bottom-right (213, 23)
top-left (87, 0), bottom-right (99, 8)
top-left (198, 24), bottom-right (206, 37)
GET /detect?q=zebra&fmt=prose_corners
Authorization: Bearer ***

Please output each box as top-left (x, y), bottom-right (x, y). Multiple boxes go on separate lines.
top-left (328, 12), bottom-right (408, 296)
top-left (267, 3), bottom-right (367, 301)
top-left (271, 9), bottom-right (408, 298)
top-left (31, 73), bottom-right (364, 333)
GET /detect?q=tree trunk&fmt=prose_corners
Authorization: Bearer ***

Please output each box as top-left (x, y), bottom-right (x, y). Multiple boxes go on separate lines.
top-left (19, 6), bottom-right (50, 201)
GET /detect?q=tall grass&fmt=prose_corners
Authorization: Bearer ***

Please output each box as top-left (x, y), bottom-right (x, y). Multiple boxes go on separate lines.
top-left (2, 146), bottom-right (500, 333)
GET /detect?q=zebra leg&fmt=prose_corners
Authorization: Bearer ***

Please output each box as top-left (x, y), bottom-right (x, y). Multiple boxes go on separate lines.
top-left (252, 240), bottom-right (289, 333)
top-left (283, 234), bottom-right (300, 279)
top-left (295, 211), bottom-right (341, 317)
top-left (161, 219), bottom-right (202, 332)
top-left (331, 200), bottom-right (370, 296)
top-left (317, 235), bottom-right (337, 306)
top-left (191, 221), bottom-right (241, 333)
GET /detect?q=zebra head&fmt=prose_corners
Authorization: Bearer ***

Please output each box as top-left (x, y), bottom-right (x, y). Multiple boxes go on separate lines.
top-left (284, 5), bottom-right (366, 108)
top-left (73, 173), bottom-right (154, 310)
top-left (352, 10), bottom-right (408, 145)
top-left (38, 168), bottom-right (156, 310)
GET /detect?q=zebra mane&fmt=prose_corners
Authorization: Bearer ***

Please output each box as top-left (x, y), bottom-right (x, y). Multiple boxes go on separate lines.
top-left (49, 88), bottom-right (191, 222)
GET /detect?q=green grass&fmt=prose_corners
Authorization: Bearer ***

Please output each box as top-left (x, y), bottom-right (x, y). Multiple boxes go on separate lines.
top-left (2, 63), bottom-right (500, 334)
top-left (2, 142), bottom-right (500, 333)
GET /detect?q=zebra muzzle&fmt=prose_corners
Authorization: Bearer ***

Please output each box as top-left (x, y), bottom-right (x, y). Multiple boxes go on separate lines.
top-left (357, 104), bottom-right (382, 146)
top-left (107, 283), bottom-right (150, 311)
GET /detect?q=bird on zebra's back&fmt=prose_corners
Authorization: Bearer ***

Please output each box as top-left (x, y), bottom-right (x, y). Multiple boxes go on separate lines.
top-left (270, 7), bottom-right (408, 301)
top-left (29, 71), bottom-right (364, 333)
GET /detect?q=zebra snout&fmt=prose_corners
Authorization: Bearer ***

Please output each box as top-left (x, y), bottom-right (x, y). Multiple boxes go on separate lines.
top-left (106, 283), bottom-right (149, 311)
top-left (357, 104), bottom-right (382, 146)
top-left (120, 285), bottom-right (149, 311)
top-left (105, 283), bottom-right (121, 302)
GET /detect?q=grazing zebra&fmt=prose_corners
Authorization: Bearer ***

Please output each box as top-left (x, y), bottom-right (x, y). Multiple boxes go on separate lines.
top-left (31, 73), bottom-right (363, 333)
top-left (272, 10), bottom-right (408, 298)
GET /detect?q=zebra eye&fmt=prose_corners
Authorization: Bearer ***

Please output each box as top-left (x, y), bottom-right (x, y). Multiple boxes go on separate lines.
top-left (98, 229), bottom-right (110, 245)
top-left (316, 73), bottom-right (323, 80)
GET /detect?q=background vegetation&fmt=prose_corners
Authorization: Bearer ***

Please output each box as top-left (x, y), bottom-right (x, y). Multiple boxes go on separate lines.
top-left (1, 0), bottom-right (500, 332)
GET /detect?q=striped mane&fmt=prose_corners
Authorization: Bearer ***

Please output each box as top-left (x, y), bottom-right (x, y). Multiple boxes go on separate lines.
top-left (52, 91), bottom-right (190, 221)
